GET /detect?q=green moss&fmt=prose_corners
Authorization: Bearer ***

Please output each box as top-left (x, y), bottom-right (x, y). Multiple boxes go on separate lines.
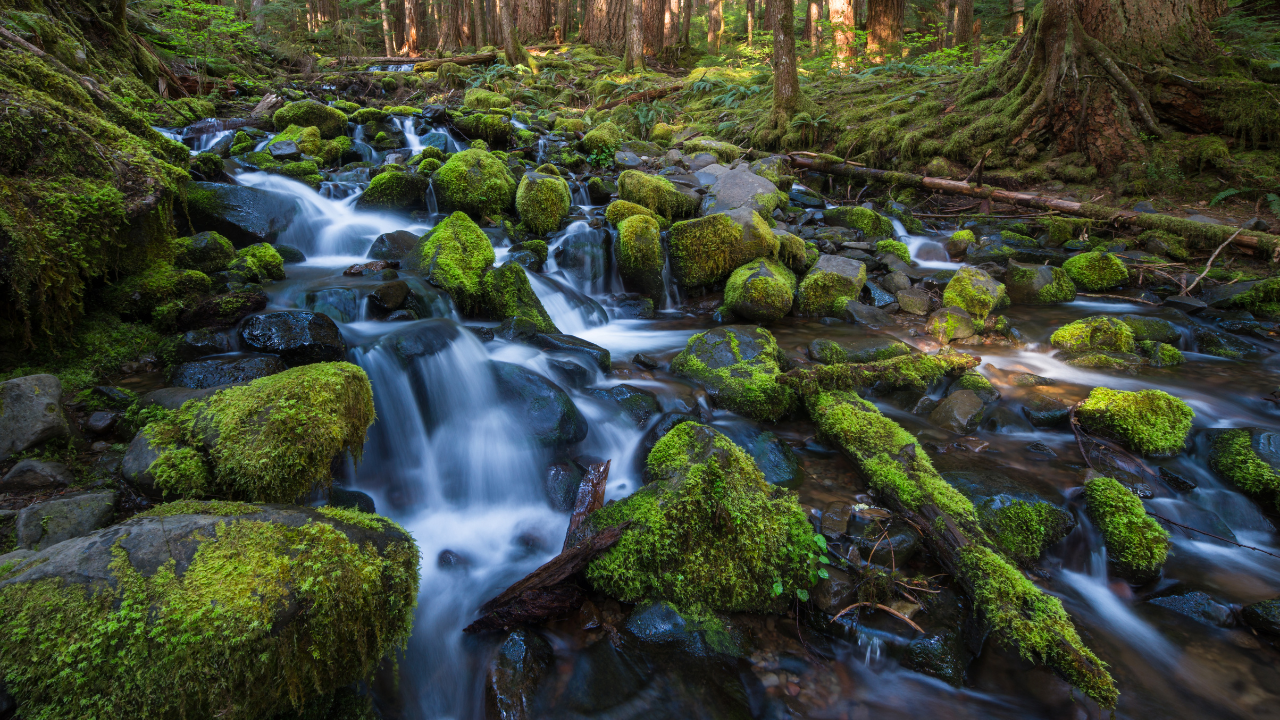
top-left (668, 211), bottom-right (779, 287)
top-left (144, 363), bottom-right (375, 502)
top-left (776, 231), bottom-right (808, 274)
top-left (581, 121), bottom-right (623, 156)
top-left (554, 117), bottom-right (586, 133)
top-left (682, 138), bottom-right (741, 163)
top-left (479, 262), bottom-right (558, 333)
top-left (173, 231), bottom-right (235, 274)
top-left (150, 445), bottom-right (214, 498)
top-left (616, 214), bottom-right (664, 297)
top-left (876, 239), bottom-right (911, 264)
top-left (586, 422), bottom-right (819, 612)
top-left (942, 267), bottom-right (1006, 322)
top-left (431, 148), bottom-right (516, 217)
top-left (274, 160), bottom-right (323, 188)
top-left (1049, 316), bottom-right (1136, 353)
top-left (332, 100), bottom-right (361, 114)
top-left (982, 499), bottom-right (1073, 567)
top-left (237, 243), bottom-right (286, 282)
top-left (1222, 278), bottom-right (1280, 314)
top-left (949, 229), bottom-right (975, 250)
top-left (605, 199), bottom-right (669, 229)
top-left (454, 112), bottom-right (513, 146)
top-left (649, 122), bottom-right (681, 143)
top-left (0, 507), bottom-right (418, 719)
top-left (824, 206), bottom-right (894, 237)
top-left (315, 505), bottom-right (393, 531)
top-left (723, 257), bottom-right (796, 322)
top-left (1062, 251), bottom-right (1129, 291)
top-left (106, 262), bottom-right (210, 319)
top-left (519, 239), bottom-right (548, 263)
top-left (383, 105), bottom-right (421, 116)
top-left (0, 313), bottom-right (163, 392)
top-left (1005, 261), bottom-right (1076, 304)
top-left (796, 263), bottom-right (867, 317)
top-left (1138, 229), bottom-right (1189, 261)
top-left (669, 326), bottom-right (797, 422)
top-left (1138, 340), bottom-right (1184, 366)
top-left (412, 211), bottom-right (495, 314)
top-left (617, 170), bottom-right (699, 221)
top-left (272, 99), bottom-right (348, 138)
top-left (515, 170), bottom-right (571, 235)
top-left (1077, 387), bottom-right (1194, 457)
top-left (1083, 476), bottom-right (1169, 581)
top-left (417, 157), bottom-right (442, 174)
top-left (950, 371), bottom-right (998, 402)
top-left (1210, 429), bottom-right (1280, 511)
top-left (191, 152), bottom-right (224, 178)
top-left (268, 124), bottom-right (323, 157)
top-left (463, 88), bottom-right (512, 110)
top-left (357, 169), bottom-right (430, 210)
top-left (136, 499), bottom-right (261, 518)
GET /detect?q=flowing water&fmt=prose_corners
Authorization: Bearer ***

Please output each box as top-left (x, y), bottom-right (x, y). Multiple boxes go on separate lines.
top-left (199, 116), bottom-right (1280, 720)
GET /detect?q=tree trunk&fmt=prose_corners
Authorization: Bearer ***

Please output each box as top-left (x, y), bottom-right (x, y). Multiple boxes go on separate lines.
top-left (440, 0), bottom-right (464, 49)
top-left (680, 0), bottom-right (692, 43)
top-left (664, 0), bottom-right (680, 47)
top-left (380, 0), bottom-right (397, 55)
top-left (830, 0), bottom-right (853, 63)
top-left (953, 0), bottom-right (972, 48)
top-left (501, 0), bottom-right (531, 63)
top-left (707, 0), bottom-right (721, 52)
top-left (394, 0), bottom-right (406, 49)
top-left (556, 0), bottom-right (569, 40)
top-left (746, 0), bottom-right (754, 47)
top-left (642, 0), bottom-right (664, 55)
top-left (755, 0), bottom-right (800, 147)
top-left (624, 0), bottom-right (643, 69)
top-left (804, 0), bottom-right (815, 49)
top-left (252, 0), bottom-right (266, 32)
top-left (1006, 0), bottom-right (1024, 35)
top-left (865, 0), bottom-right (903, 59)
top-left (405, 0), bottom-right (421, 52)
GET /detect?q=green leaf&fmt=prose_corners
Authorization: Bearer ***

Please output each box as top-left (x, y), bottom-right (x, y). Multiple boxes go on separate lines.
top-left (771, 580), bottom-right (784, 596)
top-left (1210, 188), bottom-right (1242, 206)
top-left (796, 588), bottom-right (810, 602)
top-left (818, 567), bottom-right (829, 579)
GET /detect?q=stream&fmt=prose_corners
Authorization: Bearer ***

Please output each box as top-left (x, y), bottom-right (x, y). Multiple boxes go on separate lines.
top-left (186, 116), bottom-right (1280, 720)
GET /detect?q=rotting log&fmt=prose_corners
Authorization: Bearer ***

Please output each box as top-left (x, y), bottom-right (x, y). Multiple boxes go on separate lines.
top-left (595, 84), bottom-right (684, 111)
top-left (787, 155), bottom-right (1280, 261)
top-left (412, 52), bottom-right (499, 71)
top-left (778, 351), bottom-right (981, 396)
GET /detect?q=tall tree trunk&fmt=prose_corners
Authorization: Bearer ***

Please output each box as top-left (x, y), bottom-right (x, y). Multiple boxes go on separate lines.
top-left (755, 0), bottom-right (800, 147)
top-left (664, 0), bottom-right (680, 48)
top-left (473, 0), bottom-right (488, 45)
top-left (252, 0), bottom-right (266, 32)
top-left (624, 0), bottom-right (643, 69)
top-left (706, 0), bottom-right (721, 52)
top-left (643, 0), bottom-right (664, 55)
top-left (952, 0), bottom-right (972, 48)
top-left (439, 0), bottom-right (464, 49)
top-left (680, 0), bottom-right (692, 43)
top-left (394, 0), bottom-right (406, 49)
top-left (380, 0), bottom-right (397, 54)
top-left (804, 0), bottom-right (815, 49)
top-left (1006, 0), bottom-right (1024, 35)
top-left (830, 0), bottom-right (853, 63)
top-left (501, 0), bottom-right (531, 64)
top-left (865, 0), bottom-right (902, 59)
top-left (746, 0), bottom-right (754, 47)
top-left (405, 0), bottom-right (422, 52)
top-left (810, 0), bottom-right (821, 54)
top-left (556, 0), bottom-right (569, 40)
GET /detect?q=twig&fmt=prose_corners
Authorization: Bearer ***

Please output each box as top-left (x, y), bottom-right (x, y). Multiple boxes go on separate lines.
top-left (962, 149), bottom-right (993, 185)
top-left (1146, 511), bottom-right (1280, 560)
top-left (1068, 402), bottom-right (1093, 472)
top-left (1182, 226), bottom-right (1243, 296)
top-left (831, 602), bottom-right (925, 633)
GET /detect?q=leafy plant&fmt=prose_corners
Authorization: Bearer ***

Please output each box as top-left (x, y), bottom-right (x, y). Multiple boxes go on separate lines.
top-left (1211, 187), bottom-right (1245, 205)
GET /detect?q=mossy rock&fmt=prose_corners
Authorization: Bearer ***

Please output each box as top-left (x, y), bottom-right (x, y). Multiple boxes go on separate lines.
top-left (605, 199), bottom-right (669, 229)
top-left (617, 170), bottom-right (699, 221)
top-left (1049, 316), bottom-right (1135, 354)
top-left (191, 152), bottom-right (224, 178)
top-left (616, 214), bottom-right (664, 297)
top-left (795, 255), bottom-right (867, 317)
top-left (1078, 387), bottom-right (1194, 457)
top-left (1063, 251), bottom-right (1129, 291)
top-left (554, 117), bottom-right (586, 133)
top-left (668, 208), bottom-right (778, 288)
top-left (411, 211), bottom-right (495, 314)
top-left (515, 170), bottom-right (571, 235)
top-left (237, 243), bottom-right (286, 282)
top-left (173, 231), bottom-right (235, 274)
top-left (107, 263), bottom-right (211, 320)
top-left (1005, 260), bottom-right (1076, 304)
top-left (682, 138), bottom-right (741, 164)
top-left (1210, 428), bottom-right (1280, 511)
top-left (581, 121), bottom-right (623, 156)
top-left (431, 148), bottom-right (517, 217)
top-left (670, 325), bottom-right (797, 422)
top-left (724, 258), bottom-right (796, 323)
top-left (349, 107), bottom-right (389, 124)
top-left (876, 239), bottom-right (911, 264)
top-left (585, 422), bottom-right (819, 612)
top-left (269, 124), bottom-right (323, 157)
top-left (0, 502), bottom-right (417, 720)
top-left (463, 88), bottom-right (512, 110)
top-left (141, 362), bottom-right (375, 502)
top-left (272, 100), bottom-right (348, 139)
top-left (824, 206), bottom-right (894, 237)
top-left (649, 122), bottom-right (682, 144)
top-left (454, 112), bottom-right (514, 147)
top-left (1083, 476), bottom-right (1169, 583)
top-left (942, 267), bottom-right (1007, 322)
top-left (356, 169), bottom-right (430, 210)
top-left (480, 262), bottom-right (558, 333)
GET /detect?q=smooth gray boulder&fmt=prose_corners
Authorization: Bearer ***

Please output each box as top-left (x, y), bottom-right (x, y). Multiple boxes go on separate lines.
top-left (15, 492), bottom-right (117, 551)
top-left (0, 374), bottom-right (69, 463)
top-left (0, 460), bottom-right (73, 492)
top-left (187, 181), bottom-right (298, 247)
top-left (700, 167), bottom-right (780, 216)
top-left (929, 390), bottom-right (984, 434)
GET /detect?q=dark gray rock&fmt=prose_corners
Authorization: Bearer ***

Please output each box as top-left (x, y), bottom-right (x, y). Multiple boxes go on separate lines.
top-left (544, 460), bottom-right (583, 511)
top-left (1163, 294), bottom-right (1207, 313)
top-left (328, 487), bottom-right (376, 514)
top-left (188, 181), bottom-right (298, 246)
top-left (1200, 280), bottom-right (1258, 308)
top-left (614, 150), bottom-right (643, 168)
top-left (170, 354), bottom-right (288, 389)
top-left (139, 386), bottom-right (228, 412)
top-left (717, 425), bottom-right (805, 489)
top-left (239, 310), bottom-right (347, 365)
top-left (839, 300), bottom-right (895, 328)
top-left (176, 328), bottom-right (233, 361)
top-left (376, 318), bottom-right (461, 363)
top-left (585, 384), bottom-right (659, 427)
top-left (492, 362), bottom-right (588, 447)
top-left (485, 629), bottom-right (554, 719)
top-left (881, 271), bottom-right (912, 294)
top-left (846, 508), bottom-right (922, 567)
top-left (896, 287), bottom-right (932, 315)
top-left (0, 374), bottom-right (69, 463)
top-left (700, 168), bottom-right (779, 216)
top-left (554, 231), bottom-right (609, 284)
top-left (368, 229), bottom-right (420, 261)
top-left (814, 567), bottom-right (855, 615)
top-left (369, 280), bottom-right (411, 313)
top-left (0, 460), bottom-right (72, 492)
top-left (1148, 590), bottom-right (1234, 627)
top-left (1242, 597), bottom-right (1280, 636)
top-left (1121, 314), bottom-right (1181, 344)
top-left (1195, 327), bottom-right (1254, 358)
top-left (84, 411), bottom-right (119, 435)
top-left (122, 429), bottom-right (167, 496)
top-left (275, 244), bottom-right (306, 263)
top-left (1022, 392), bottom-right (1069, 427)
top-left (16, 492), bottom-right (117, 551)
top-left (625, 600), bottom-right (740, 657)
top-left (863, 280), bottom-right (896, 308)
top-left (530, 334), bottom-right (612, 372)
top-left (929, 389), bottom-right (984, 434)
top-left (268, 140), bottom-right (301, 161)
top-left (925, 306), bottom-right (976, 341)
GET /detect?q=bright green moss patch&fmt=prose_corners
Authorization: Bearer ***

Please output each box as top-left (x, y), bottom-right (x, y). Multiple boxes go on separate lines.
top-left (942, 267), bottom-right (1006, 322)
top-left (430, 148), bottom-right (516, 217)
top-left (876, 239), bottom-right (911, 264)
top-left (1063, 251), bottom-right (1129, 291)
top-left (982, 499), bottom-right (1073, 567)
top-left (357, 169), bottom-right (430, 210)
top-left (616, 214), bottom-right (664, 297)
top-left (136, 499), bottom-right (260, 518)
top-left (173, 232), bottom-right (235, 274)
top-left (464, 88), bottom-right (513, 110)
top-left (237, 242), bottom-right (285, 281)
top-left (515, 170), bottom-right (570, 235)
top-left (781, 350), bottom-right (978, 396)
top-left (824, 206), bottom-right (894, 237)
top-left (668, 210), bottom-right (779, 288)
top-left (269, 123), bottom-right (323, 156)
top-left (1078, 387), bottom-right (1194, 456)
top-left (106, 262), bottom-right (211, 320)
top-left (1005, 261), bottom-right (1076, 304)
top-left (617, 170), bottom-right (699, 221)
top-left (605, 199), bottom-right (669, 229)
top-left (144, 363), bottom-right (375, 503)
top-left (682, 138), bottom-right (741, 163)
top-left (1210, 429), bottom-right (1280, 511)
top-left (272, 99), bottom-right (348, 138)
top-left (1049, 316), bottom-right (1136, 353)
top-left (1223, 278), bottom-right (1280, 314)
top-left (581, 121), bottom-right (623, 156)
top-left (795, 261), bottom-right (867, 316)
top-left (480, 262), bottom-right (558, 333)
top-left (315, 504), bottom-right (393, 531)
top-left (412, 211), bottom-right (496, 313)
top-left (670, 326), bottom-right (797, 422)
top-left (724, 257), bottom-right (796, 323)
top-left (586, 422), bottom-right (819, 612)
top-left (1138, 341), bottom-right (1185, 366)
top-left (1083, 476), bottom-right (1169, 582)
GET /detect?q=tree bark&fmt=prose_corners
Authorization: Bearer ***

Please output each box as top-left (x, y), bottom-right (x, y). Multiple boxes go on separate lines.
top-left (251, 0), bottom-right (266, 32)
top-left (953, 0), bottom-right (972, 48)
top-left (830, 0), bottom-right (854, 63)
top-left (1006, 0), bottom-right (1024, 35)
top-left (756, 0), bottom-right (800, 147)
top-left (664, 0), bottom-right (680, 47)
top-left (556, 0), bottom-right (570, 40)
top-left (404, 0), bottom-right (421, 53)
top-left (624, 0), bottom-right (643, 69)
top-left (380, 0), bottom-right (398, 55)
top-left (866, 0), bottom-right (903, 59)
top-left (707, 0), bottom-right (722, 52)
top-left (681, 0), bottom-right (692, 43)
top-left (746, 0), bottom-right (755, 47)
top-left (501, 0), bottom-right (532, 63)
top-left (472, 0), bottom-right (488, 46)
top-left (439, 0), bottom-right (464, 49)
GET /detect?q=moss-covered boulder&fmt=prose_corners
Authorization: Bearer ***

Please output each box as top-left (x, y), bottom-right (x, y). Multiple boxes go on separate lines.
top-left (617, 170), bottom-right (699, 221)
top-left (795, 255), bottom-right (867, 316)
top-left (515, 169), bottom-right (571, 235)
top-left (480, 262), bottom-right (558, 333)
top-left (237, 242), bottom-right (286, 281)
top-left (268, 123), bottom-right (322, 157)
top-left (106, 263), bottom-right (211, 320)
top-left (824, 206), bottom-right (894, 237)
top-left (1077, 387), bottom-right (1194, 457)
top-left (724, 258), bottom-right (796, 322)
top-left (454, 112), bottom-right (513, 146)
top-left (586, 422), bottom-right (819, 612)
top-left (616, 214), bottom-right (664, 297)
top-left (272, 99), bottom-right (348, 139)
top-left (0, 501), bottom-right (417, 720)
top-left (942, 267), bottom-right (1007, 322)
top-left (463, 88), bottom-right (512, 110)
top-left (1083, 476), bottom-right (1169, 583)
top-left (173, 231), bottom-right (236, 274)
top-left (668, 208), bottom-right (778, 288)
top-left (412, 211), bottom-right (495, 314)
top-left (355, 168), bottom-right (430, 210)
top-left (1063, 251), bottom-right (1129, 291)
top-left (139, 362), bottom-right (374, 502)
top-left (605, 199), bottom-right (668, 229)
top-left (1005, 260), bottom-right (1076, 304)
top-left (431, 148), bottom-right (516, 217)
top-left (1209, 428), bottom-right (1280, 511)
top-left (1049, 316), bottom-right (1135, 353)
top-left (581, 121), bottom-right (623, 156)
top-left (670, 325), bottom-right (797, 421)
top-left (876, 239), bottom-right (911, 264)
top-left (682, 138), bottom-right (742, 164)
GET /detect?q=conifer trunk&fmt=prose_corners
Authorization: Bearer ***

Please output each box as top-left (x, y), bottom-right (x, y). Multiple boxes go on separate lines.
top-left (624, 0), bottom-right (643, 69)
top-left (472, 0), bottom-right (487, 45)
top-left (380, 0), bottom-right (397, 55)
top-left (707, 0), bottom-right (722, 52)
top-left (953, 0), bottom-right (972, 48)
top-left (829, 0), bottom-right (853, 62)
top-left (556, 0), bottom-right (569, 40)
top-left (1006, 0), bottom-right (1024, 34)
top-left (439, 0), bottom-right (464, 49)
top-left (746, 0), bottom-right (754, 47)
top-left (865, 0), bottom-right (903, 59)
top-left (755, 0), bottom-right (800, 147)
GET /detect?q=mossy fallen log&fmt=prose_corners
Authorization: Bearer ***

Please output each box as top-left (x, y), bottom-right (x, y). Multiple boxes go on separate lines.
top-left (777, 350), bottom-right (981, 395)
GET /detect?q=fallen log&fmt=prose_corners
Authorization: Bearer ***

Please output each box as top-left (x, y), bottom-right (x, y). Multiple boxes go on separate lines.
top-left (777, 351), bottom-right (981, 396)
top-left (787, 155), bottom-right (1280, 261)
top-left (412, 53), bottom-right (498, 71)
top-left (595, 84), bottom-right (683, 111)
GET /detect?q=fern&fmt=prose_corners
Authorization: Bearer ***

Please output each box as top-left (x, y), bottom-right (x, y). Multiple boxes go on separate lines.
top-left (1210, 188), bottom-right (1243, 206)
top-left (1267, 193), bottom-right (1280, 215)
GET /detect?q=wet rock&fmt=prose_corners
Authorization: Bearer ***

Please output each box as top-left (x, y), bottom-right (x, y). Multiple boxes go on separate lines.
top-left (814, 567), bottom-right (856, 615)
top-left (1163, 294), bottom-right (1207, 313)
top-left (0, 460), bottom-right (72, 493)
top-left (669, 325), bottom-right (796, 422)
top-left (896, 287), bottom-right (932, 315)
top-left (367, 229), bottom-right (420, 261)
top-left (1121, 314), bottom-right (1181, 344)
top-left (796, 254), bottom-right (868, 315)
top-left (1005, 260), bottom-right (1076, 304)
top-left (838, 299), bottom-right (895, 328)
top-left (530, 333), bottom-right (612, 372)
top-left (1022, 392), bottom-right (1070, 427)
top-left (175, 328), bottom-right (233, 361)
top-left (187, 181), bottom-right (298, 246)
top-left (1159, 466), bottom-right (1196, 492)
top-left (492, 362), bottom-right (588, 447)
top-left (328, 487), bottom-right (376, 514)
top-left (929, 390), bottom-right (984, 434)
top-left (378, 318), bottom-right (462, 363)
top-left (1195, 327), bottom-right (1254, 358)
top-left (1241, 597), bottom-right (1280, 636)
top-left (847, 509), bottom-right (922, 567)
top-left (718, 425), bottom-right (805, 489)
top-left (554, 231), bottom-right (609, 284)
top-left (0, 374), bottom-right (70, 463)
top-left (139, 386), bottom-right (227, 412)
top-left (625, 601), bottom-right (740, 657)
top-left (485, 629), bottom-right (553, 720)
top-left (1201, 308), bottom-right (1260, 332)
top-left (863, 280), bottom-right (896, 308)
top-left (368, 280), bottom-right (411, 314)
top-left (926, 306), bottom-right (976, 341)
top-left (180, 289), bottom-right (269, 330)
top-left (1026, 441), bottom-right (1057, 457)
top-left (268, 139), bottom-right (301, 161)
top-left (1200, 280), bottom-right (1258, 308)
top-left (84, 412), bottom-right (118, 435)
top-left (586, 176), bottom-right (617, 204)
top-left (700, 168), bottom-right (781, 216)
top-left (15, 492), bottom-right (117, 550)
top-left (170, 354), bottom-right (288, 389)
top-left (343, 259), bottom-right (399, 277)
top-left (239, 310), bottom-right (347, 365)
top-left (633, 353), bottom-right (659, 370)
top-left (1147, 589), bottom-right (1234, 627)
top-left (586, 384), bottom-right (659, 426)
top-left (544, 460), bottom-right (584, 511)
top-left (275, 244), bottom-right (306, 263)
top-left (437, 549), bottom-right (472, 570)
top-left (121, 430), bottom-right (167, 496)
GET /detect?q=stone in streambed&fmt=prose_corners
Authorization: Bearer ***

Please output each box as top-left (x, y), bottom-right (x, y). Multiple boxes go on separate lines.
top-left (170, 354), bottom-right (288, 389)
top-left (239, 310), bottom-right (347, 365)
top-left (0, 374), bottom-right (70, 463)
top-left (724, 257), bottom-right (796, 322)
top-left (0, 460), bottom-right (72, 493)
top-left (929, 389), bottom-right (984, 434)
top-left (368, 229), bottom-right (420, 261)
top-left (186, 181), bottom-right (298, 247)
top-left (492, 362), bottom-right (587, 447)
top-left (15, 492), bottom-right (117, 550)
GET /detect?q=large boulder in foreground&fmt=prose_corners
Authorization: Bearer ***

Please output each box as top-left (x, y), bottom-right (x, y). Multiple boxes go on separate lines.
top-left (668, 208), bottom-right (778, 288)
top-left (670, 325), bottom-right (796, 422)
top-left (186, 182), bottom-right (298, 247)
top-left (0, 501), bottom-right (418, 720)
top-left (431, 148), bottom-right (516, 218)
top-left (133, 362), bottom-right (375, 502)
top-left (0, 374), bottom-right (69, 463)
